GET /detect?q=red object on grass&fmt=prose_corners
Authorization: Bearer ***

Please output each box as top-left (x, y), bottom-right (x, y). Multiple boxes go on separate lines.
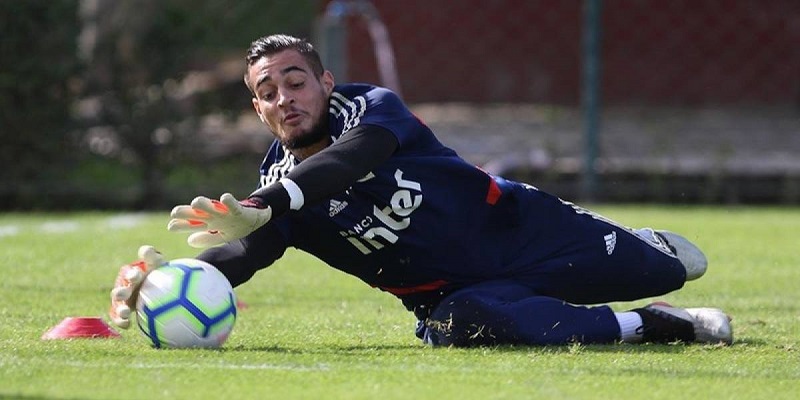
top-left (42, 317), bottom-right (120, 340)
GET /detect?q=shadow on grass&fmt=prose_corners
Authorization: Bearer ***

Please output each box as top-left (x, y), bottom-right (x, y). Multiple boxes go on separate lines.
top-left (468, 336), bottom-right (767, 354)
top-left (223, 343), bottom-right (418, 354)
top-left (221, 337), bottom-right (765, 354)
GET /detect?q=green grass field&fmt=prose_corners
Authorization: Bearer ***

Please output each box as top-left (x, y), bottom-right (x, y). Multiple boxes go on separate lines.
top-left (1, 206), bottom-right (799, 399)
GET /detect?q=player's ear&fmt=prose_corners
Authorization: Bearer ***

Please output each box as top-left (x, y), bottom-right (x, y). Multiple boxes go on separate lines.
top-left (252, 98), bottom-right (266, 123)
top-left (321, 70), bottom-right (334, 96)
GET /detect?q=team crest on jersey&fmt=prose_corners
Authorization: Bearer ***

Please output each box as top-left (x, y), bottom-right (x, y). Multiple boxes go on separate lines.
top-left (604, 231), bottom-right (617, 255)
top-left (329, 199), bottom-right (349, 217)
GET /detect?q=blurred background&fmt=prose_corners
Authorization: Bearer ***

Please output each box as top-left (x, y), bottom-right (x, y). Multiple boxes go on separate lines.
top-left (1, 0), bottom-right (798, 210)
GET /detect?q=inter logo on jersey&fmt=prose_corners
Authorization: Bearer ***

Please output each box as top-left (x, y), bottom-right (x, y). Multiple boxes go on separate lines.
top-left (329, 199), bottom-right (349, 217)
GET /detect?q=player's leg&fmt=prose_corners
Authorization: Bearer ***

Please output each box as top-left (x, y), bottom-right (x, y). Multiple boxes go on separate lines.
top-left (420, 280), bottom-right (621, 346)
top-left (515, 222), bottom-right (689, 304)
top-left (506, 185), bottom-right (707, 303)
top-left (419, 280), bottom-right (733, 347)
top-left (512, 195), bottom-right (709, 304)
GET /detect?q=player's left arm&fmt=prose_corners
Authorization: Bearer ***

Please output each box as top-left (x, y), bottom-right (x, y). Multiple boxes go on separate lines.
top-left (250, 124), bottom-right (398, 215)
top-left (195, 220), bottom-right (289, 287)
top-left (168, 124), bottom-right (398, 248)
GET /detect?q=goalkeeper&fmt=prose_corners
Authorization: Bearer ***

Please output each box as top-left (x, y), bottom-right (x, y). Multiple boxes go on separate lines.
top-left (111, 34), bottom-right (732, 346)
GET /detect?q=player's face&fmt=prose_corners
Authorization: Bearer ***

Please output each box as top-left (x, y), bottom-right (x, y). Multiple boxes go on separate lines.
top-left (248, 50), bottom-right (334, 152)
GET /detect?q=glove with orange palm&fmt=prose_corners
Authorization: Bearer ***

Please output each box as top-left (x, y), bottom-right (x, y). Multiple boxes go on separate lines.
top-left (167, 193), bottom-right (272, 248)
top-left (108, 245), bottom-right (165, 329)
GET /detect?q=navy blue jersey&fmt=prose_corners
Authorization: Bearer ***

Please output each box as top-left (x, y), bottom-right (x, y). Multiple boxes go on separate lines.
top-left (252, 83), bottom-right (678, 317)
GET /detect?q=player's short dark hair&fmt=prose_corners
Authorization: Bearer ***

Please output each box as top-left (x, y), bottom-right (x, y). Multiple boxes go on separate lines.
top-left (244, 34), bottom-right (325, 94)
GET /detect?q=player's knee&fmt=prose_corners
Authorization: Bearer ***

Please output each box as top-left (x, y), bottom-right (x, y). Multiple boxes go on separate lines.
top-left (423, 291), bottom-right (500, 347)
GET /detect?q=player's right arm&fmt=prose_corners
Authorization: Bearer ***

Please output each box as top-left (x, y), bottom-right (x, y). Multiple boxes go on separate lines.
top-left (109, 245), bottom-right (167, 329)
top-left (109, 223), bottom-right (288, 329)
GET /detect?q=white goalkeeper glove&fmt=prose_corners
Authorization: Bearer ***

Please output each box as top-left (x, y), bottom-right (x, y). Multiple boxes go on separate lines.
top-left (108, 245), bottom-right (166, 329)
top-left (167, 193), bottom-right (272, 248)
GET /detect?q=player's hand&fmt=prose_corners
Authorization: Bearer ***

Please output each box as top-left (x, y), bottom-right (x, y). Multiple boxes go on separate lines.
top-left (108, 245), bottom-right (165, 329)
top-left (167, 193), bottom-right (272, 248)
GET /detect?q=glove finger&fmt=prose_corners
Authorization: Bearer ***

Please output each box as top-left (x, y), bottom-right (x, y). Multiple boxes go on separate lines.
top-left (108, 303), bottom-right (131, 329)
top-left (109, 307), bottom-right (131, 330)
top-left (109, 293), bottom-right (133, 329)
top-left (113, 264), bottom-right (140, 289)
top-left (167, 218), bottom-right (208, 233)
top-left (170, 204), bottom-right (210, 220)
top-left (219, 193), bottom-right (243, 216)
top-left (187, 231), bottom-right (226, 249)
top-left (191, 196), bottom-right (229, 217)
top-left (116, 304), bottom-right (131, 320)
top-left (127, 266), bottom-right (145, 284)
top-left (138, 245), bottom-right (165, 270)
top-left (108, 251), bottom-right (154, 329)
top-left (111, 286), bottom-right (132, 302)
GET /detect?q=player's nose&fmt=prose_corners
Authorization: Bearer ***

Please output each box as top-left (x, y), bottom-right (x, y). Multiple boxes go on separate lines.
top-left (277, 88), bottom-right (295, 107)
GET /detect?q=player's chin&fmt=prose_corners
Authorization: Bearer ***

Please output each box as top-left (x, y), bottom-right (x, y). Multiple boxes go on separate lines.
top-left (281, 132), bottom-right (306, 148)
top-left (283, 125), bottom-right (307, 138)
top-left (282, 126), bottom-right (326, 149)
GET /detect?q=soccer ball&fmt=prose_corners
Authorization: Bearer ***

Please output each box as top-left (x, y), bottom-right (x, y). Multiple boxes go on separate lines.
top-left (135, 258), bottom-right (237, 348)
